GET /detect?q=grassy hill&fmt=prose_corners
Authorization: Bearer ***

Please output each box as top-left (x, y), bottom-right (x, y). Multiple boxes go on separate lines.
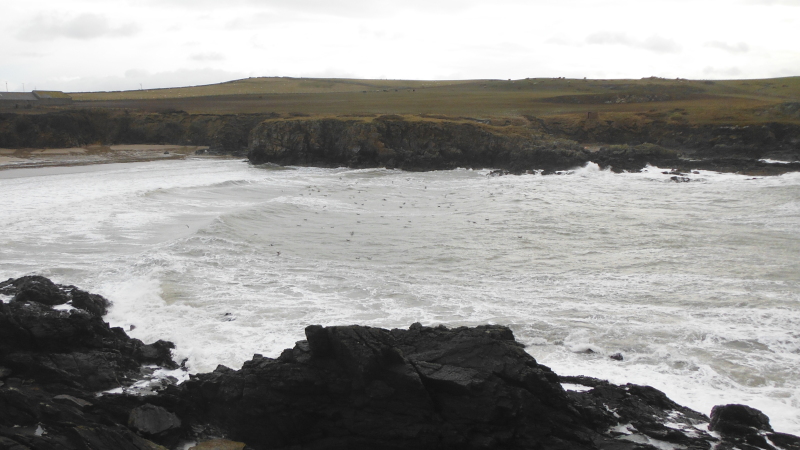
top-left (62, 76), bottom-right (800, 127)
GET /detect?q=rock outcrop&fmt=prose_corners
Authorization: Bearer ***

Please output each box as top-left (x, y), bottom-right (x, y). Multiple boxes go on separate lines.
top-left (2, 276), bottom-right (800, 450)
top-left (247, 116), bottom-right (800, 175)
top-left (247, 116), bottom-right (590, 172)
top-left (2, 111), bottom-right (798, 174)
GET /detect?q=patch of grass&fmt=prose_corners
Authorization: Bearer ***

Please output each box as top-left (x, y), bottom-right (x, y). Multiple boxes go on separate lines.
top-left (42, 76), bottom-right (800, 127)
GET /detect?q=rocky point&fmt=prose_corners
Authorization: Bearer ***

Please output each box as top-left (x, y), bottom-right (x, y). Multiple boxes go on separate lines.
top-left (1, 276), bottom-right (799, 449)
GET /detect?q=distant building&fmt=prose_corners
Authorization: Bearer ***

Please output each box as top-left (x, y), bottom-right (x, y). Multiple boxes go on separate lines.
top-left (0, 90), bottom-right (72, 108)
top-left (587, 111), bottom-right (599, 120)
top-left (32, 91), bottom-right (73, 105)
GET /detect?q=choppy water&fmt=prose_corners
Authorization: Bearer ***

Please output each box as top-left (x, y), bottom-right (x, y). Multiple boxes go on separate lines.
top-left (1, 159), bottom-right (799, 434)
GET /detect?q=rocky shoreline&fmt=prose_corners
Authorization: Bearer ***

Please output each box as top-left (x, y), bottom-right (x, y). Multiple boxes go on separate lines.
top-left (2, 276), bottom-right (799, 450)
top-left (2, 111), bottom-right (799, 176)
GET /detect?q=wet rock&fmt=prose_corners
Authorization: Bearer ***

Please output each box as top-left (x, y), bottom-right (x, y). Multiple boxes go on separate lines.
top-left (766, 432), bottom-right (800, 449)
top-left (1, 276), bottom-right (68, 306)
top-left (2, 277), bottom-right (800, 450)
top-left (128, 404), bottom-right (182, 436)
top-left (710, 403), bottom-right (772, 435)
top-left (609, 353), bottom-right (624, 361)
top-left (68, 288), bottom-right (110, 316)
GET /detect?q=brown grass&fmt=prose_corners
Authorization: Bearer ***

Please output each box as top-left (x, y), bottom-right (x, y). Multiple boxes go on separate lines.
top-left (49, 76), bottom-right (800, 127)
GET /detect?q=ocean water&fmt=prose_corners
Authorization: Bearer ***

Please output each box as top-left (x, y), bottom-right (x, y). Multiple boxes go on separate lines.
top-left (1, 159), bottom-right (798, 434)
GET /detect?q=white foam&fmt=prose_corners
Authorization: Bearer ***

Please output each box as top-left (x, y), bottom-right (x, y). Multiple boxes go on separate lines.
top-left (760, 158), bottom-right (796, 164)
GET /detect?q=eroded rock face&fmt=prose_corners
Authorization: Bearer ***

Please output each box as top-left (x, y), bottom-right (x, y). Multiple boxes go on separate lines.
top-left (165, 323), bottom-right (798, 450)
top-left (0, 280), bottom-right (176, 391)
top-left (2, 276), bottom-right (800, 450)
top-left (247, 117), bottom-right (591, 173)
top-left (0, 276), bottom-right (180, 450)
top-left (247, 117), bottom-right (800, 175)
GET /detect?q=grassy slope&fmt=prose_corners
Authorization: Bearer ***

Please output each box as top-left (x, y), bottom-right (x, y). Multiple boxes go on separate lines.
top-left (64, 76), bottom-right (800, 127)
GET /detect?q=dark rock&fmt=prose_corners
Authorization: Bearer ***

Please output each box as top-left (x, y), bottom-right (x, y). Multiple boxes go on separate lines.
top-left (609, 353), bottom-right (624, 361)
top-left (710, 404), bottom-right (772, 435)
top-left (0, 276), bottom-right (178, 392)
top-left (2, 277), bottom-right (800, 450)
top-left (766, 432), bottom-right (800, 449)
top-left (52, 394), bottom-right (93, 409)
top-left (247, 118), bottom-right (590, 173)
top-left (68, 288), bottom-right (110, 316)
top-left (3, 276), bottom-right (68, 306)
top-left (128, 404), bottom-right (182, 435)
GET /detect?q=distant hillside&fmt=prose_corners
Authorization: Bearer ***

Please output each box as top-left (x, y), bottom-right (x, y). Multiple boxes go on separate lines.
top-left (58, 76), bottom-right (800, 127)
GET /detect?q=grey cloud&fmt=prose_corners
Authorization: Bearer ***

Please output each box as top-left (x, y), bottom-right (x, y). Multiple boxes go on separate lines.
top-left (17, 13), bottom-right (140, 41)
top-left (586, 32), bottom-right (681, 54)
top-left (705, 41), bottom-right (750, 53)
top-left (190, 52), bottom-right (225, 61)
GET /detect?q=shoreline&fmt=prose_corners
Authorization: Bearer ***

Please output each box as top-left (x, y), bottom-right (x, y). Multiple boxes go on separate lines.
top-left (0, 144), bottom-right (216, 171)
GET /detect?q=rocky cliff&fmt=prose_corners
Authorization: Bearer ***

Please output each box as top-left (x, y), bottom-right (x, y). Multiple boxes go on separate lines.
top-left (246, 116), bottom-right (590, 172)
top-left (247, 116), bottom-right (800, 175)
top-left (2, 276), bottom-right (799, 450)
top-left (1, 110), bottom-right (799, 174)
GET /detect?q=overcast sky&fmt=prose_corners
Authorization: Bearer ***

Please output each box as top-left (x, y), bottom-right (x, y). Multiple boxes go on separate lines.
top-left (2, 0), bottom-right (799, 92)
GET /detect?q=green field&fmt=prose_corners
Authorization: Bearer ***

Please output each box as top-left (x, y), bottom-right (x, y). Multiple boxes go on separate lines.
top-left (61, 76), bottom-right (800, 128)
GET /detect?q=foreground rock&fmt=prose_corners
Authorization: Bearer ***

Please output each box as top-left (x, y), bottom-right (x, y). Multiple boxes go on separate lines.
top-left (2, 276), bottom-right (799, 449)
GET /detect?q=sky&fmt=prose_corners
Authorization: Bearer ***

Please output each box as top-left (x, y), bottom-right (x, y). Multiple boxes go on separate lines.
top-left (1, 0), bottom-right (799, 92)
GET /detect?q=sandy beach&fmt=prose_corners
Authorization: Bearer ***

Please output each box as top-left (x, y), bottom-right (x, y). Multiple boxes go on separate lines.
top-left (0, 144), bottom-right (214, 170)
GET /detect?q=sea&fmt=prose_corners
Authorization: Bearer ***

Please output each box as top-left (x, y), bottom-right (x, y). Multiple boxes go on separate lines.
top-left (1, 158), bottom-right (798, 434)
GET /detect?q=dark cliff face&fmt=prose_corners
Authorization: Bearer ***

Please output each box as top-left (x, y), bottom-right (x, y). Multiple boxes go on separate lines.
top-left (537, 118), bottom-right (800, 161)
top-left (247, 116), bottom-right (591, 172)
top-left (2, 110), bottom-right (799, 173)
top-left (0, 110), bottom-right (275, 155)
top-left (247, 117), bottom-right (800, 174)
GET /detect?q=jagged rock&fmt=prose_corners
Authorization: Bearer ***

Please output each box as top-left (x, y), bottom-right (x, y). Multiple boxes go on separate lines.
top-left (2, 277), bottom-right (800, 450)
top-left (247, 118), bottom-right (590, 173)
top-left (1, 276), bottom-right (68, 306)
top-left (128, 404), bottom-right (182, 435)
top-left (0, 276), bottom-right (178, 392)
top-left (710, 404), bottom-right (772, 435)
top-left (68, 288), bottom-right (110, 316)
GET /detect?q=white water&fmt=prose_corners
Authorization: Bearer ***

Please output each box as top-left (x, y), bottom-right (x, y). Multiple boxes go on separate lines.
top-left (1, 159), bottom-right (798, 434)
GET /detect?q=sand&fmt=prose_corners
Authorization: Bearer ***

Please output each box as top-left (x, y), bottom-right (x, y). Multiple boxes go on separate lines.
top-left (0, 145), bottom-right (213, 170)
